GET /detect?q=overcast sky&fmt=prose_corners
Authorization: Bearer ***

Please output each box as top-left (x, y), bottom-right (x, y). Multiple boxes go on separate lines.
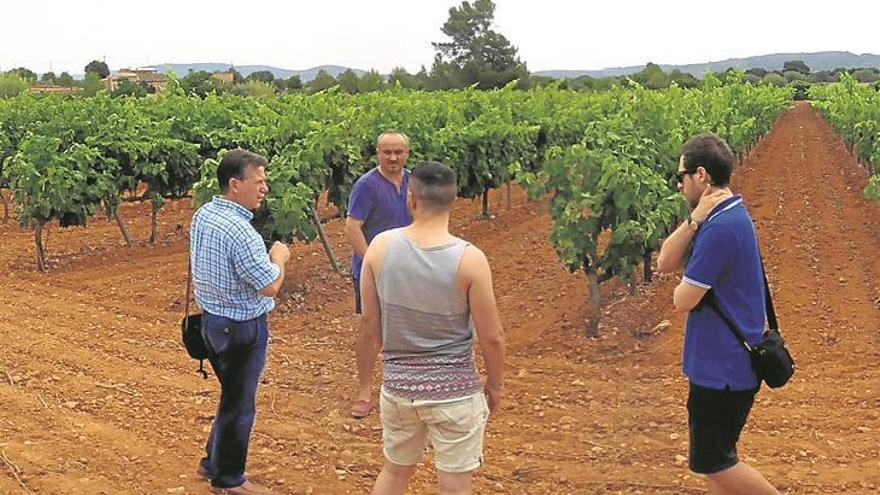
top-left (3, 0), bottom-right (878, 75)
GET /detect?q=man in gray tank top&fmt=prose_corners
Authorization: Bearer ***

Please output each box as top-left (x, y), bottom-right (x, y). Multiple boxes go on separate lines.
top-left (354, 162), bottom-right (506, 495)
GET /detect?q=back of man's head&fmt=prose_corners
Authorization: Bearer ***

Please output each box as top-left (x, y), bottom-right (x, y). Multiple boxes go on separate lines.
top-left (681, 133), bottom-right (734, 187)
top-left (218, 148), bottom-right (268, 193)
top-left (411, 162), bottom-right (457, 212)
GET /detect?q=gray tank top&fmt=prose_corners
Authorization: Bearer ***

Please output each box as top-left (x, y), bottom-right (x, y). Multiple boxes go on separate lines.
top-left (377, 228), bottom-right (482, 400)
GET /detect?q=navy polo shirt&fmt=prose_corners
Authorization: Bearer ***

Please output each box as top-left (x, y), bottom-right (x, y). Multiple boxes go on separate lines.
top-left (682, 195), bottom-right (766, 391)
top-left (348, 167), bottom-right (412, 280)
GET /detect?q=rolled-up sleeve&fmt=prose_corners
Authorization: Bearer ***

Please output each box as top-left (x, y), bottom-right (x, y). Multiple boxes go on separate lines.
top-left (231, 226), bottom-right (281, 291)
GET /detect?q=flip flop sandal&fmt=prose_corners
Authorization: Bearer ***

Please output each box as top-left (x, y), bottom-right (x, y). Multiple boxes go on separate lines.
top-left (350, 399), bottom-right (373, 419)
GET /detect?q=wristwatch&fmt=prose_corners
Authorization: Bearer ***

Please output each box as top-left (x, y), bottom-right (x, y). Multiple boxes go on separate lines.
top-left (687, 214), bottom-right (700, 232)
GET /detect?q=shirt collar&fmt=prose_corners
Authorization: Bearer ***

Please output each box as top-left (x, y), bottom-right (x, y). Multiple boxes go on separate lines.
top-left (212, 196), bottom-right (254, 221)
top-left (705, 194), bottom-right (743, 224)
top-left (374, 167), bottom-right (409, 192)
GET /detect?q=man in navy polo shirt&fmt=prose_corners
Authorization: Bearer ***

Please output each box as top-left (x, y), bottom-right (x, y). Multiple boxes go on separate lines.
top-left (657, 133), bottom-right (779, 494)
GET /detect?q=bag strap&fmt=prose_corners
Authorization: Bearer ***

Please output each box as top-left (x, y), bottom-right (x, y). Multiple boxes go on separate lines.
top-left (702, 251), bottom-right (779, 353)
top-left (185, 258), bottom-right (192, 319)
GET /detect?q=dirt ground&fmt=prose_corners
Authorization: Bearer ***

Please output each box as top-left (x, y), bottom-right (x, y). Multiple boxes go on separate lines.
top-left (1, 102), bottom-right (878, 494)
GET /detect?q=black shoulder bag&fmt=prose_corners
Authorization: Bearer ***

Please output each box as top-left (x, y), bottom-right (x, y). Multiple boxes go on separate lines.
top-left (702, 259), bottom-right (795, 389)
top-left (182, 260), bottom-right (209, 379)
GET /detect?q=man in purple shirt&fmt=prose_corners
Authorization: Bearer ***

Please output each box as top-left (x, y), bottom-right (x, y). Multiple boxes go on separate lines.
top-left (346, 131), bottom-right (412, 419)
top-left (344, 130), bottom-right (413, 314)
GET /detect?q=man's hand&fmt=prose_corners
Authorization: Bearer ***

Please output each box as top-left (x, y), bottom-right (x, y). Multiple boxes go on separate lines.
top-left (485, 385), bottom-right (503, 414)
top-left (691, 188), bottom-right (732, 224)
top-left (269, 241), bottom-right (291, 266)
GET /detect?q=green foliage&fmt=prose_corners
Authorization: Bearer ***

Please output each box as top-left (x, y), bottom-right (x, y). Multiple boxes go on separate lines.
top-left (56, 72), bottom-right (76, 86)
top-left (761, 73), bottom-right (786, 87)
top-left (111, 79), bottom-right (148, 98)
top-left (360, 70), bottom-right (386, 93)
top-left (81, 72), bottom-right (105, 97)
top-left (285, 75), bottom-right (303, 91)
top-left (783, 60), bottom-right (811, 74)
top-left (812, 73), bottom-right (880, 201)
top-left (309, 70), bottom-right (337, 93)
top-left (0, 73), bottom-right (30, 98)
top-left (230, 81), bottom-right (276, 98)
top-left (632, 63), bottom-right (671, 90)
top-left (510, 79), bottom-right (791, 331)
top-left (388, 68), bottom-right (423, 90)
top-left (851, 68), bottom-right (879, 83)
top-left (337, 69), bottom-right (361, 94)
top-left (8, 67), bottom-right (37, 82)
top-left (246, 70), bottom-right (275, 84)
top-left (865, 175), bottom-right (880, 200)
top-left (0, 81), bottom-right (792, 285)
top-left (181, 70), bottom-right (229, 97)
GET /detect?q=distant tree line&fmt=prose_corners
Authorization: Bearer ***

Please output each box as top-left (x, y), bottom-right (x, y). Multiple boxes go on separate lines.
top-left (5, 1), bottom-right (880, 100)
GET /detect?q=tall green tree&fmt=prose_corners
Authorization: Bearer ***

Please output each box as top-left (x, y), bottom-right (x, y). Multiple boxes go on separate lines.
top-left (309, 70), bottom-right (337, 92)
top-left (632, 63), bottom-right (671, 89)
top-left (285, 75), bottom-right (303, 91)
top-left (388, 67), bottom-right (423, 89)
top-left (9, 67), bottom-right (37, 82)
top-left (181, 70), bottom-right (228, 97)
top-left (85, 60), bottom-right (110, 78)
top-left (57, 72), bottom-right (75, 86)
top-left (360, 70), bottom-right (386, 92)
top-left (783, 60), bottom-right (810, 74)
top-left (337, 69), bottom-right (361, 93)
top-left (81, 72), bottom-right (105, 96)
top-left (432, 0), bottom-right (528, 89)
top-left (0, 73), bottom-right (30, 98)
top-left (111, 79), bottom-right (148, 98)
top-left (426, 55), bottom-right (462, 90)
top-left (246, 70), bottom-right (275, 83)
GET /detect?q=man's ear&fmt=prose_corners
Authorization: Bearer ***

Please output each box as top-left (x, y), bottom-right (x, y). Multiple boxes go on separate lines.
top-left (697, 166), bottom-right (712, 185)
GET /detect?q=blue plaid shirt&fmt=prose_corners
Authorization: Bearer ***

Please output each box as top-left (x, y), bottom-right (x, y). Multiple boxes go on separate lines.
top-left (190, 197), bottom-right (280, 321)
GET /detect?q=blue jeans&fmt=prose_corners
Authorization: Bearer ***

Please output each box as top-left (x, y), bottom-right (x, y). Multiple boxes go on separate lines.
top-left (199, 312), bottom-right (269, 488)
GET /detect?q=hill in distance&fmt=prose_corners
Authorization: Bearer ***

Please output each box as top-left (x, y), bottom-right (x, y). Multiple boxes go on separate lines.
top-left (534, 51), bottom-right (880, 79)
top-left (136, 51), bottom-right (880, 82)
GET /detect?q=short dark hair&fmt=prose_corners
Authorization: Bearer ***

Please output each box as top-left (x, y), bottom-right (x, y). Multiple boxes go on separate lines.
top-left (680, 133), bottom-right (734, 186)
top-left (217, 148), bottom-right (268, 193)
top-left (411, 162), bottom-right (457, 211)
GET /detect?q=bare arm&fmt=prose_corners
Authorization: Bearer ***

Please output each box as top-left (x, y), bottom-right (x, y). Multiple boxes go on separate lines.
top-left (344, 217), bottom-right (369, 260)
top-left (656, 220), bottom-right (696, 274)
top-left (673, 280), bottom-right (708, 312)
top-left (462, 246), bottom-right (506, 413)
top-left (258, 242), bottom-right (290, 297)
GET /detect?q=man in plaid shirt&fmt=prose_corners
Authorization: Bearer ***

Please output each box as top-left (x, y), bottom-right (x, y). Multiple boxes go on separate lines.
top-left (190, 149), bottom-right (290, 495)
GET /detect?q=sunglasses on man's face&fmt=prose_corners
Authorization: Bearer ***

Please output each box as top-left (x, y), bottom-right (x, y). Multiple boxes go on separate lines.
top-left (676, 169), bottom-right (696, 183)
